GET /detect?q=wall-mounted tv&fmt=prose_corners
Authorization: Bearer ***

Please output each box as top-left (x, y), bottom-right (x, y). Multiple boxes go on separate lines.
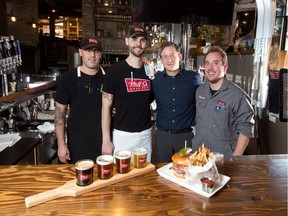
top-left (132, 0), bottom-right (236, 26)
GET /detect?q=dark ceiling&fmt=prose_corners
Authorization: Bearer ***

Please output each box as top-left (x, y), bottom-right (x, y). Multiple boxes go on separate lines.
top-left (38, 0), bottom-right (82, 18)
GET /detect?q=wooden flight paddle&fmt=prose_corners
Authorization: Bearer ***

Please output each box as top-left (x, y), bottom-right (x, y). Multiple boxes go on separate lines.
top-left (25, 163), bottom-right (155, 208)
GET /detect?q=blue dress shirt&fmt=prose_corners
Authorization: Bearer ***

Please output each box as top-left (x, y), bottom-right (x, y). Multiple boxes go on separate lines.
top-left (152, 68), bottom-right (203, 131)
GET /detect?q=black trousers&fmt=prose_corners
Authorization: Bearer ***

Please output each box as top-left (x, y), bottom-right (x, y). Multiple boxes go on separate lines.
top-left (155, 129), bottom-right (194, 163)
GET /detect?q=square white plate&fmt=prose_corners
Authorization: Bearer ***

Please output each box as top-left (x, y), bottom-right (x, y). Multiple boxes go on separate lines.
top-left (157, 163), bottom-right (230, 198)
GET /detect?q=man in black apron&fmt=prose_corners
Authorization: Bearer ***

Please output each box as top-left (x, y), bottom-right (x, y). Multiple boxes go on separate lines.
top-left (55, 37), bottom-right (105, 164)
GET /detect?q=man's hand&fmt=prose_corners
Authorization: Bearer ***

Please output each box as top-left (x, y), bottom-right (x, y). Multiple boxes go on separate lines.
top-left (102, 140), bottom-right (114, 155)
top-left (112, 107), bottom-right (116, 117)
top-left (58, 145), bottom-right (70, 163)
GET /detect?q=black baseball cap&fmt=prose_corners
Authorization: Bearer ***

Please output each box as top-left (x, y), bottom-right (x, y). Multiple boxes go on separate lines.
top-left (127, 26), bottom-right (148, 39)
top-left (80, 37), bottom-right (102, 51)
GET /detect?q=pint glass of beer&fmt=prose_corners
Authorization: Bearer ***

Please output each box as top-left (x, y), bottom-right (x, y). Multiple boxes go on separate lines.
top-left (96, 155), bottom-right (114, 180)
top-left (132, 147), bottom-right (148, 168)
top-left (115, 150), bottom-right (132, 174)
top-left (75, 159), bottom-right (94, 186)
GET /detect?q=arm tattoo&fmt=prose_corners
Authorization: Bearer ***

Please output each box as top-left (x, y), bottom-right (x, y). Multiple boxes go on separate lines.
top-left (54, 107), bottom-right (66, 126)
top-left (103, 93), bottom-right (113, 103)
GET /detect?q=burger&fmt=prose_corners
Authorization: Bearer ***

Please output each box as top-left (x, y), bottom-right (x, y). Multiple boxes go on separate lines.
top-left (171, 148), bottom-right (192, 178)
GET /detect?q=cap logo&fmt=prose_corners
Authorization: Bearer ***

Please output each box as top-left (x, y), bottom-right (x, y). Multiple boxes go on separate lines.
top-left (134, 27), bottom-right (144, 32)
top-left (88, 38), bottom-right (98, 44)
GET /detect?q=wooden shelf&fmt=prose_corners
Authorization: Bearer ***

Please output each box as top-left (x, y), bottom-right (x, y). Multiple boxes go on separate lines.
top-left (95, 18), bottom-right (131, 22)
top-left (0, 80), bottom-right (57, 104)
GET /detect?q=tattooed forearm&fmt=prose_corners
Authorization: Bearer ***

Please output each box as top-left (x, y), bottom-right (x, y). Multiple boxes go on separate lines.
top-left (54, 107), bottom-right (66, 126)
top-left (103, 93), bottom-right (113, 103)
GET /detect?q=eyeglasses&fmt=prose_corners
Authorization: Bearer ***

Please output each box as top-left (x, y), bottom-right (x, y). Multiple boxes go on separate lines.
top-left (83, 49), bottom-right (101, 54)
top-left (161, 53), bottom-right (178, 61)
top-left (204, 60), bottom-right (223, 67)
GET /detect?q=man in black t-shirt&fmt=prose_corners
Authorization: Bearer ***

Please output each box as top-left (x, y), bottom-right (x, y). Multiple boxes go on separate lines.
top-left (55, 36), bottom-right (105, 163)
top-left (102, 26), bottom-right (154, 161)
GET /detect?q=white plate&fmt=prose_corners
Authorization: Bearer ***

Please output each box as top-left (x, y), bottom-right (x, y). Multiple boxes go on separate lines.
top-left (157, 163), bottom-right (230, 198)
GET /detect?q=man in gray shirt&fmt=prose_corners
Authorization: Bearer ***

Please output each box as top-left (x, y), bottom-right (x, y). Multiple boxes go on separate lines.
top-left (192, 46), bottom-right (255, 160)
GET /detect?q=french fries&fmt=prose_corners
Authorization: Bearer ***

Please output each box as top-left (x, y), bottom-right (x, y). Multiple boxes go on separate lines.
top-left (189, 144), bottom-right (214, 167)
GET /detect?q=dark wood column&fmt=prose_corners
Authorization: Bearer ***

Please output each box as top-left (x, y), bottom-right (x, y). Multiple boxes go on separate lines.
top-left (82, 0), bottom-right (95, 37)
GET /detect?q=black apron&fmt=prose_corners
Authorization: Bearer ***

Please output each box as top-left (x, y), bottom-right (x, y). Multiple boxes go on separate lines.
top-left (67, 67), bottom-right (104, 163)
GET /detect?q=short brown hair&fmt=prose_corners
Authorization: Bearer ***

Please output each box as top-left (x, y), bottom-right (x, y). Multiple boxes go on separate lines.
top-left (204, 46), bottom-right (228, 66)
top-left (159, 41), bottom-right (181, 57)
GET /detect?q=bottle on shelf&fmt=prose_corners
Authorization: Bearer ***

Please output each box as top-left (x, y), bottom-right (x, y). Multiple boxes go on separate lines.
top-left (7, 113), bottom-right (15, 132)
top-left (101, 54), bottom-right (107, 65)
top-left (105, 55), bottom-right (110, 65)
top-left (48, 93), bottom-right (55, 111)
top-left (31, 104), bottom-right (38, 120)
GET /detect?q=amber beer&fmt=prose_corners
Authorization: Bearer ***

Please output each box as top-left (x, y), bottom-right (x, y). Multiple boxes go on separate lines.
top-left (96, 155), bottom-right (114, 180)
top-left (132, 147), bottom-right (148, 168)
top-left (115, 150), bottom-right (131, 174)
top-left (75, 159), bottom-right (94, 186)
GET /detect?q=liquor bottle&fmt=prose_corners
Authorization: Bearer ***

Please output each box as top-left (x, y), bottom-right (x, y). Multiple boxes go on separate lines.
top-left (106, 54), bottom-right (111, 65)
top-left (7, 113), bottom-right (15, 132)
top-left (31, 104), bottom-right (38, 120)
top-left (101, 54), bottom-right (106, 65)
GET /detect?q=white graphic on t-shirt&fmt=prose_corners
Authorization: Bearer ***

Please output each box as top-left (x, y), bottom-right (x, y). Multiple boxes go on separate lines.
top-left (125, 78), bottom-right (151, 92)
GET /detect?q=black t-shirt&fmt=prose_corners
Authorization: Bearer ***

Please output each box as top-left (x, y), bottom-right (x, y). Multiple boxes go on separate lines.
top-left (55, 67), bottom-right (105, 163)
top-left (56, 68), bottom-right (105, 124)
top-left (103, 60), bottom-right (153, 132)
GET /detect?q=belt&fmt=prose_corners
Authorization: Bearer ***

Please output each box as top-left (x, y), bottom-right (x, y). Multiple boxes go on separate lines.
top-left (164, 128), bottom-right (192, 134)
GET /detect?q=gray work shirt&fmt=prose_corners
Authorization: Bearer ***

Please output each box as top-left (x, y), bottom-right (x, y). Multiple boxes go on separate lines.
top-left (192, 77), bottom-right (255, 160)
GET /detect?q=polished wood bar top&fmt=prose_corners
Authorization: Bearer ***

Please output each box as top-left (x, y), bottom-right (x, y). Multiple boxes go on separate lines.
top-left (0, 157), bottom-right (287, 215)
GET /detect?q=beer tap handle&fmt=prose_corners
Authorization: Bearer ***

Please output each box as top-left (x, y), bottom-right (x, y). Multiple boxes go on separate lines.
top-left (4, 38), bottom-right (12, 70)
top-left (0, 47), bottom-right (3, 75)
top-left (15, 39), bottom-right (22, 66)
top-left (0, 38), bottom-right (5, 73)
top-left (10, 36), bottom-right (17, 68)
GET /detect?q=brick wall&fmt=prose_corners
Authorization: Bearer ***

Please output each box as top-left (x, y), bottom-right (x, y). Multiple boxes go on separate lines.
top-left (2, 0), bottom-right (40, 73)
top-left (0, 1), bottom-right (7, 35)
top-left (5, 0), bottom-right (39, 47)
top-left (82, 0), bottom-right (95, 37)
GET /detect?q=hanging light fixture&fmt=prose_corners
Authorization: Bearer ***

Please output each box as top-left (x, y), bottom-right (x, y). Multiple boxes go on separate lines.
top-left (32, 22), bottom-right (37, 29)
top-left (25, 4), bottom-right (42, 29)
top-left (11, 16), bottom-right (17, 22)
top-left (6, 9), bottom-right (17, 22)
top-left (11, 11), bottom-right (17, 22)
top-left (26, 18), bottom-right (42, 29)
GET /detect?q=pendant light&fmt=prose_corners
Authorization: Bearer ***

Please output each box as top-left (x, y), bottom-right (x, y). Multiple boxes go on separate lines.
top-left (6, 9), bottom-right (17, 22)
top-left (26, 18), bottom-right (42, 29)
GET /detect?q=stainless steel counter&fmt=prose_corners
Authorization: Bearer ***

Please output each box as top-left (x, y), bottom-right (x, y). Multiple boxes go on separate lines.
top-left (0, 131), bottom-right (57, 165)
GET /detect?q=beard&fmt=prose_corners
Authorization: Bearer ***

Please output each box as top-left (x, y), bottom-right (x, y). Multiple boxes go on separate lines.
top-left (208, 76), bottom-right (221, 84)
top-left (206, 69), bottom-right (225, 84)
top-left (128, 46), bottom-right (145, 57)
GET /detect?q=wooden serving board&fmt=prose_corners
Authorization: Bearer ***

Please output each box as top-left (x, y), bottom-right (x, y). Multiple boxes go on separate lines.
top-left (25, 163), bottom-right (155, 208)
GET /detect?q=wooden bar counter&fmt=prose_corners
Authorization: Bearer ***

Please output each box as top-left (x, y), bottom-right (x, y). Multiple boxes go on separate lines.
top-left (0, 155), bottom-right (287, 215)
